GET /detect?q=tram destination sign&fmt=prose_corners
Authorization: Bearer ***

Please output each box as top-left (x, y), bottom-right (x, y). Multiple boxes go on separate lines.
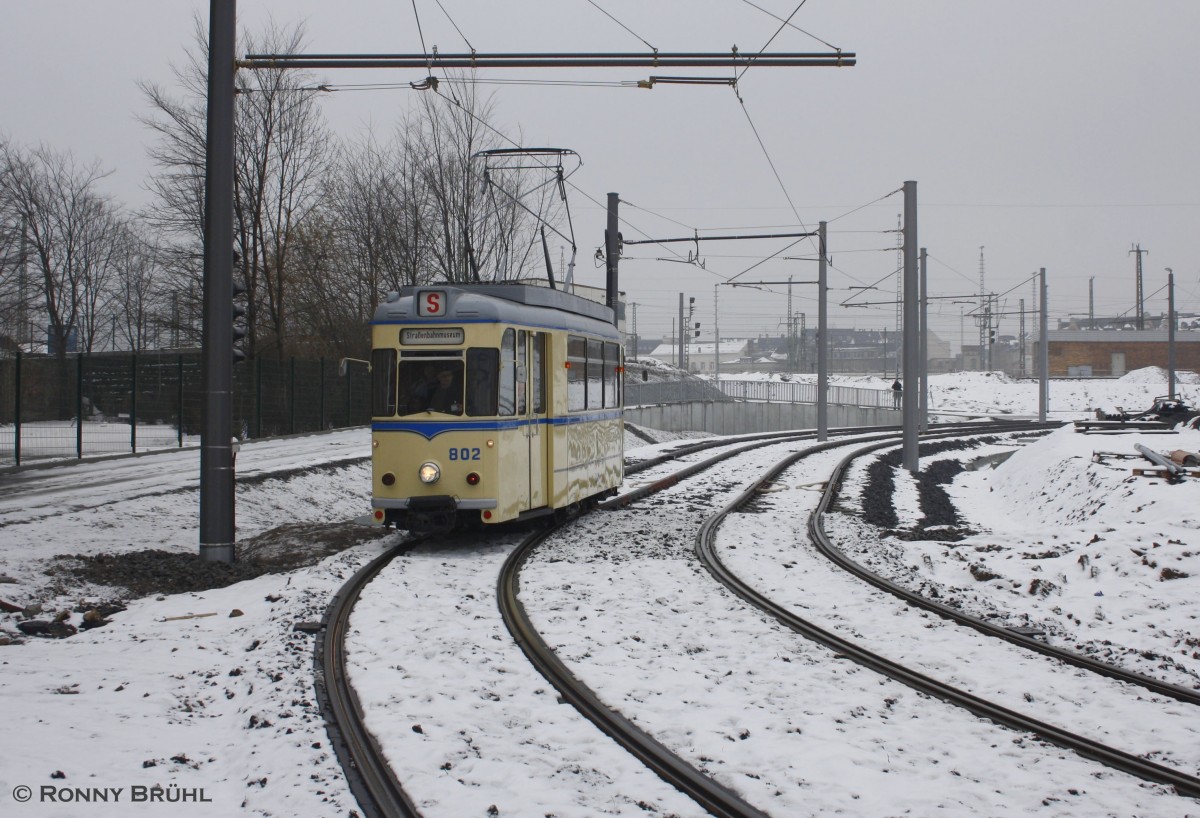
top-left (401, 328), bottom-right (465, 345)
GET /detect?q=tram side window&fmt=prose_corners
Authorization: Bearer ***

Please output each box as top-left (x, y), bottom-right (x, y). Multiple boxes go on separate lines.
top-left (371, 349), bottom-right (398, 417)
top-left (516, 330), bottom-right (528, 415)
top-left (499, 329), bottom-right (516, 416)
top-left (567, 335), bottom-right (587, 412)
top-left (466, 348), bottom-right (498, 416)
top-left (531, 332), bottom-right (545, 414)
top-left (586, 339), bottom-right (603, 410)
top-left (603, 342), bottom-right (620, 408)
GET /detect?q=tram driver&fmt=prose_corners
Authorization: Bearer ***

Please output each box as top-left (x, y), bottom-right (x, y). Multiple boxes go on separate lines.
top-left (425, 366), bottom-right (462, 414)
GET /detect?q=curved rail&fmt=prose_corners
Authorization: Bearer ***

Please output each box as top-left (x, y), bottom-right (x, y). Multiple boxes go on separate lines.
top-left (499, 525), bottom-right (771, 818)
top-left (812, 435), bottom-right (1200, 706)
top-left (315, 538), bottom-right (425, 818)
top-left (693, 426), bottom-right (1200, 798)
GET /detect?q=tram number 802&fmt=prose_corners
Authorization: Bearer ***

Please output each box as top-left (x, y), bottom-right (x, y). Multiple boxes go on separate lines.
top-left (448, 447), bottom-right (481, 461)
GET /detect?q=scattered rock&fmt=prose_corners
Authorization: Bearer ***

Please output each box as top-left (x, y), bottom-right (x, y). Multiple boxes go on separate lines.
top-left (229, 609), bottom-right (244, 618)
top-left (0, 598), bottom-right (22, 613)
top-left (81, 610), bottom-right (109, 630)
top-left (17, 620), bottom-right (77, 639)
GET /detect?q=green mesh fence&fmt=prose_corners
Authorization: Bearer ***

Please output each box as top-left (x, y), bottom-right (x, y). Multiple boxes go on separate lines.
top-left (0, 352), bottom-right (370, 467)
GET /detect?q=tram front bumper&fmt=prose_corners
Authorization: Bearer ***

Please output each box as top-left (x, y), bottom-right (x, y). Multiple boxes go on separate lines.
top-left (372, 496), bottom-right (498, 531)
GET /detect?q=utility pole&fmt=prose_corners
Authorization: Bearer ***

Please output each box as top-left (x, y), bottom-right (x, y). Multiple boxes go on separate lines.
top-left (1088, 277), bottom-right (1095, 329)
top-left (713, 284), bottom-right (720, 383)
top-left (200, 0), bottom-right (238, 564)
top-left (677, 293), bottom-right (684, 370)
top-left (1130, 243), bottom-right (1148, 330)
top-left (902, 180), bottom-right (918, 472)
top-left (895, 213), bottom-right (903, 364)
top-left (1167, 268), bottom-right (1176, 399)
top-left (817, 221), bottom-right (828, 440)
top-left (604, 192), bottom-right (620, 326)
top-left (630, 302), bottom-right (638, 361)
top-left (919, 247), bottom-right (928, 433)
top-left (787, 276), bottom-right (795, 371)
top-left (1039, 268), bottom-right (1049, 422)
top-left (1019, 298), bottom-right (1026, 377)
top-left (978, 246), bottom-right (986, 370)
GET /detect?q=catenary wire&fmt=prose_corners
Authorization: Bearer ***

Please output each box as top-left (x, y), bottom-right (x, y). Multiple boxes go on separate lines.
top-left (736, 0), bottom-right (809, 82)
top-left (737, 0), bottom-right (839, 51)
top-left (432, 0), bottom-right (475, 53)
top-left (583, 0), bottom-right (658, 52)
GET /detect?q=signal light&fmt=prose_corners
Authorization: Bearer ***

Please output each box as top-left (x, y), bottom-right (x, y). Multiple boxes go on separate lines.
top-left (466, 472), bottom-right (480, 486)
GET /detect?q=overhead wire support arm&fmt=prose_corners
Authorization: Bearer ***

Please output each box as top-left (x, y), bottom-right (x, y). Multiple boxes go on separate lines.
top-left (238, 51), bottom-right (855, 70)
top-left (622, 230), bottom-right (817, 246)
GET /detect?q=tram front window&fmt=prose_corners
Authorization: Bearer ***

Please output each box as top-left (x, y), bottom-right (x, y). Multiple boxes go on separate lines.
top-left (466, 348), bottom-right (499, 416)
top-left (399, 360), bottom-right (464, 415)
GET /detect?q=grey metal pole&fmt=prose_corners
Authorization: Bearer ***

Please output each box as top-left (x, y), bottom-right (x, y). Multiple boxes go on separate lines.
top-left (1039, 268), bottom-right (1049, 422)
top-left (817, 221), bottom-right (828, 440)
top-left (605, 192), bottom-right (620, 325)
top-left (678, 293), bottom-right (685, 371)
top-left (902, 181), bottom-right (919, 472)
top-left (919, 247), bottom-right (928, 433)
top-left (1167, 268), bottom-right (1176, 400)
top-left (200, 0), bottom-right (237, 563)
top-left (713, 284), bottom-right (720, 384)
top-left (13, 350), bottom-right (21, 467)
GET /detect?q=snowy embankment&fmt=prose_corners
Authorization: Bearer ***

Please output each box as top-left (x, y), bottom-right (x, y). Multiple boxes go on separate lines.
top-left (0, 369), bottom-right (1196, 816)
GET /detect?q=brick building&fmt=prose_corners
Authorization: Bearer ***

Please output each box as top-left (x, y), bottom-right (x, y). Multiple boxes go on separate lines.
top-left (1042, 330), bottom-right (1200, 377)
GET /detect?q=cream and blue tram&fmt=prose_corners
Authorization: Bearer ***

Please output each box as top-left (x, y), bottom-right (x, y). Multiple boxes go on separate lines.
top-left (369, 283), bottom-right (625, 532)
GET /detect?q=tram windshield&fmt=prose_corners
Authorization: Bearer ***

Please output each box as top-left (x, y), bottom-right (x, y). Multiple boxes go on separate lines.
top-left (394, 348), bottom-right (500, 417)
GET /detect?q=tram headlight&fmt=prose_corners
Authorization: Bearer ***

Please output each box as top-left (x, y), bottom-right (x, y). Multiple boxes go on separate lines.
top-left (418, 461), bottom-right (441, 485)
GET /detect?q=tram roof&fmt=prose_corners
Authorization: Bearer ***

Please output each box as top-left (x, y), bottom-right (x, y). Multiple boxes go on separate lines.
top-left (375, 284), bottom-right (619, 336)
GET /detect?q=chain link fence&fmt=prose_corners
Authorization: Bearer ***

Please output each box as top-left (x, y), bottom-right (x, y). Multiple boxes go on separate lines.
top-left (0, 351), bottom-right (370, 467)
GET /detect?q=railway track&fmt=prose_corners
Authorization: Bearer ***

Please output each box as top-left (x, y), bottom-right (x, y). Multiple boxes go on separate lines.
top-left (316, 427), bottom-right (833, 817)
top-left (692, 427), bottom-right (1200, 800)
top-left (318, 420), bottom-right (1199, 817)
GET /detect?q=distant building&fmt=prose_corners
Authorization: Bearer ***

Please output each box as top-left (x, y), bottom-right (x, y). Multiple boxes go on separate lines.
top-left (648, 339), bottom-right (751, 373)
top-left (1038, 329), bottom-right (1200, 377)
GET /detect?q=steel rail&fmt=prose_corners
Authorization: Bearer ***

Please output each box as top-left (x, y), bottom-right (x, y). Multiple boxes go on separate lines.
top-left (621, 419), bottom-right (1019, 479)
top-left (692, 426), bottom-right (1200, 798)
top-left (499, 422), bottom-right (1023, 815)
top-left (813, 436), bottom-right (1200, 706)
top-left (315, 538), bottom-right (426, 818)
top-left (499, 523), bottom-right (771, 818)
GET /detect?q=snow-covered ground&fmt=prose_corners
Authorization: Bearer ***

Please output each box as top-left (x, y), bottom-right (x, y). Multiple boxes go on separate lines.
top-left (0, 369), bottom-right (1196, 816)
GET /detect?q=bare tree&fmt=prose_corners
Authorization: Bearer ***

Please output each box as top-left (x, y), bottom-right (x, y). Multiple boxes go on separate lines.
top-left (0, 140), bottom-right (126, 357)
top-left (111, 226), bottom-right (170, 351)
top-left (414, 83), bottom-right (567, 285)
top-left (140, 17), bottom-right (330, 360)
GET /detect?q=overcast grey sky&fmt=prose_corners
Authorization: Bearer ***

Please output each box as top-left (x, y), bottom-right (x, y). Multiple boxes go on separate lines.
top-left (4, 1), bottom-right (1198, 352)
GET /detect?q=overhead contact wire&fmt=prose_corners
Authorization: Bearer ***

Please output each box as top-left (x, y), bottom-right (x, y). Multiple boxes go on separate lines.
top-left (584, 0), bottom-right (658, 52)
top-left (736, 0), bottom-right (809, 82)
top-left (432, 0), bottom-right (475, 53)
top-left (738, 0), bottom-right (839, 50)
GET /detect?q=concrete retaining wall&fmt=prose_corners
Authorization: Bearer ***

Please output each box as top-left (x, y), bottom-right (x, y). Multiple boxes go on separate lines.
top-left (624, 400), bottom-right (899, 435)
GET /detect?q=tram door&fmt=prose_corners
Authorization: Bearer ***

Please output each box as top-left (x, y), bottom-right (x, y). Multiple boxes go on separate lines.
top-left (525, 332), bottom-right (548, 508)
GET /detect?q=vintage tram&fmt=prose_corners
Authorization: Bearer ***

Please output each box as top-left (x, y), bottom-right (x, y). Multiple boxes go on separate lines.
top-left (369, 283), bottom-right (624, 532)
